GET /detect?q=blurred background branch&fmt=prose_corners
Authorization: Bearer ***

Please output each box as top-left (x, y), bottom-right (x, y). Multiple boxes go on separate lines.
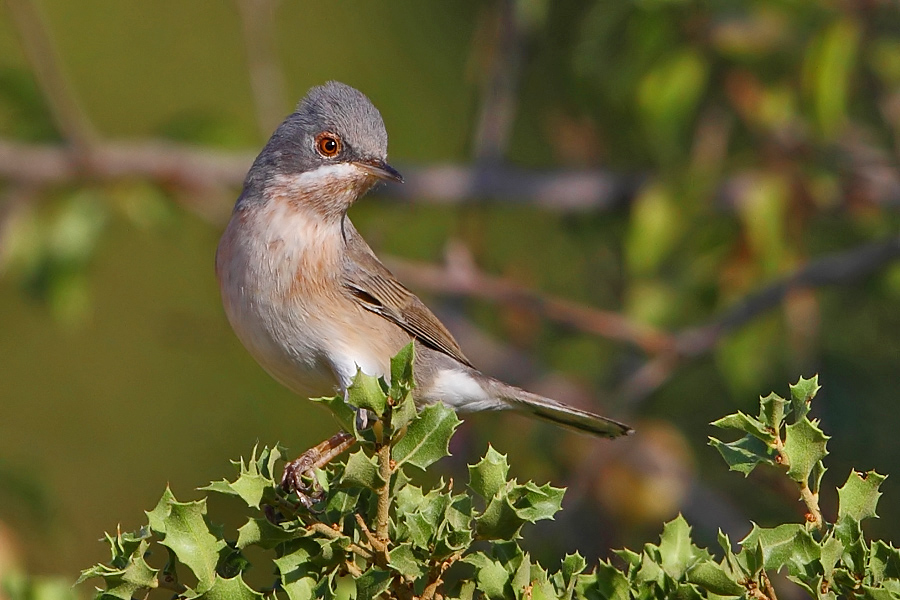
top-left (4, 0), bottom-right (95, 152)
top-left (235, 0), bottom-right (287, 137)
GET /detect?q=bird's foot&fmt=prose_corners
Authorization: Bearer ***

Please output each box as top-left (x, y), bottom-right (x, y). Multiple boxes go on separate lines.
top-left (279, 431), bottom-right (356, 509)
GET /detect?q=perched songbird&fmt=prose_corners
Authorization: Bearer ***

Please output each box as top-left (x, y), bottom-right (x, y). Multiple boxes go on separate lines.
top-left (216, 81), bottom-right (632, 490)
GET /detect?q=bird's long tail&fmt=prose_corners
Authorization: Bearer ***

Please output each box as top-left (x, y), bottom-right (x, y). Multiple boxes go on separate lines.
top-left (487, 380), bottom-right (634, 439)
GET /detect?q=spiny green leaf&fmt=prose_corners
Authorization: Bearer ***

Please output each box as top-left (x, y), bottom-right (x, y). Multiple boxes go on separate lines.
top-left (789, 375), bottom-right (820, 420)
top-left (821, 534), bottom-right (844, 580)
top-left (340, 448), bottom-right (383, 489)
top-left (347, 369), bottom-right (388, 417)
top-left (389, 342), bottom-right (416, 400)
top-left (685, 560), bottom-right (744, 596)
top-left (355, 568), bottom-right (392, 600)
top-left (235, 517), bottom-right (297, 550)
top-left (510, 550), bottom-right (531, 594)
top-left (146, 489), bottom-right (225, 592)
top-left (835, 517), bottom-right (868, 577)
top-left (718, 529), bottom-right (753, 582)
top-left (390, 387), bottom-right (418, 434)
top-left (759, 392), bottom-right (787, 431)
top-left (476, 493), bottom-right (524, 540)
top-left (614, 547), bottom-right (642, 569)
top-left (511, 481), bottom-right (564, 523)
top-left (392, 402), bottom-right (460, 470)
top-left (811, 459), bottom-right (828, 496)
top-left (388, 542), bottom-right (426, 579)
top-left (309, 394), bottom-right (357, 434)
top-left (869, 540), bottom-right (900, 585)
top-left (740, 523), bottom-right (819, 575)
top-left (711, 411), bottom-right (776, 443)
top-left (273, 539), bottom-right (321, 600)
top-left (658, 515), bottom-right (702, 579)
top-left (636, 549), bottom-right (664, 585)
top-left (78, 539), bottom-right (158, 600)
top-left (582, 561), bottom-right (630, 600)
top-left (463, 553), bottom-right (509, 600)
top-left (856, 585), bottom-right (900, 600)
top-left (323, 488), bottom-right (361, 519)
top-left (200, 446), bottom-right (276, 509)
top-left (468, 445), bottom-right (510, 500)
top-left (709, 434), bottom-right (776, 475)
top-left (783, 418), bottom-right (829, 484)
top-left (198, 575), bottom-right (262, 600)
top-left (838, 470), bottom-right (886, 523)
top-left (560, 553), bottom-right (587, 595)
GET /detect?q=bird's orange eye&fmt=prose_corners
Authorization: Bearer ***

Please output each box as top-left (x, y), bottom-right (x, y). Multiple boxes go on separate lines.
top-left (316, 134), bottom-right (341, 157)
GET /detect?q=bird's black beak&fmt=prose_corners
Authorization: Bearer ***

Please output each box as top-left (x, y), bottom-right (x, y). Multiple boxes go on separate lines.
top-left (355, 159), bottom-right (404, 183)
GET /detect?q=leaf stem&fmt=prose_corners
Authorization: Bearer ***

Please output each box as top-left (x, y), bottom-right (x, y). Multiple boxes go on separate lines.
top-left (773, 436), bottom-right (824, 531)
top-left (798, 483), bottom-right (824, 531)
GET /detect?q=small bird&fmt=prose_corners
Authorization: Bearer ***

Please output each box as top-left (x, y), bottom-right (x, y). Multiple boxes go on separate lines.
top-left (216, 81), bottom-right (632, 491)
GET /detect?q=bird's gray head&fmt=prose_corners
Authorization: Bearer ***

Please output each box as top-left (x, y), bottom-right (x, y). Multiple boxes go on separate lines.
top-left (240, 81), bottom-right (402, 216)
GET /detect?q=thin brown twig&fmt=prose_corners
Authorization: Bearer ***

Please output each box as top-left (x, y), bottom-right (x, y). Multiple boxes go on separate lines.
top-left (772, 436), bottom-right (825, 532)
top-left (5, 0), bottom-right (96, 151)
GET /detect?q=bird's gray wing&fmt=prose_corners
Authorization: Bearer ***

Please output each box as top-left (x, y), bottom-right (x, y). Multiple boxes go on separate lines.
top-left (341, 220), bottom-right (474, 368)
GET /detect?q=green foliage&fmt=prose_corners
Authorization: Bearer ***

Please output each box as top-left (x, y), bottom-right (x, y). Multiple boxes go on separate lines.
top-left (80, 355), bottom-right (900, 599)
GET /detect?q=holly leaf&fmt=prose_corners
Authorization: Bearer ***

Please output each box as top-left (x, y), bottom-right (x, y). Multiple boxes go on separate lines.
top-left (340, 448), bottom-right (383, 489)
top-left (235, 517), bottom-right (297, 550)
top-left (512, 481), bottom-right (564, 523)
top-left (838, 470), bottom-right (886, 523)
top-left (198, 575), bottom-right (262, 600)
top-left (789, 375), bottom-right (820, 420)
top-left (463, 552), bottom-right (510, 600)
top-left (686, 560), bottom-right (744, 596)
top-left (476, 492), bottom-right (524, 540)
top-left (468, 446), bottom-right (510, 500)
top-left (712, 411), bottom-right (776, 443)
top-left (309, 394), bottom-right (357, 434)
top-left (389, 342), bottom-right (416, 400)
top-left (273, 539), bottom-right (321, 600)
top-left (658, 515), bottom-right (702, 579)
top-left (782, 418), bottom-right (829, 484)
top-left (392, 402), bottom-right (460, 470)
top-left (347, 368), bottom-right (388, 417)
top-left (868, 540), bottom-right (900, 585)
top-left (709, 434), bottom-right (776, 475)
top-left (388, 542), bottom-right (426, 579)
top-left (759, 392), bottom-right (787, 432)
top-left (77, 535), bottom-right (158, 600)
top-left (355, 568), bottom-right (392, 600)
top-left (145, 488), bottom-right (225, 592)
top-left (740, 523), bottom-right (819, 575)
top-left (201, 445), bottom-right (277, 509)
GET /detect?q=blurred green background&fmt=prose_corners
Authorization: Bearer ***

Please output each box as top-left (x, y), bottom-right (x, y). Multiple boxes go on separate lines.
top-left (1, 0), bottom-right (899, 585)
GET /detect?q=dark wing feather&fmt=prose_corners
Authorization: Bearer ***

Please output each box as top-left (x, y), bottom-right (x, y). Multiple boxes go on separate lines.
top-left (341, 221), bottom-right (473, 368)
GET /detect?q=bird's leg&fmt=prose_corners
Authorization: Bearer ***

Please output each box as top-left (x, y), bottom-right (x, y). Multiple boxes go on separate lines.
top-left (280, 430), bottom-right (356, 505)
